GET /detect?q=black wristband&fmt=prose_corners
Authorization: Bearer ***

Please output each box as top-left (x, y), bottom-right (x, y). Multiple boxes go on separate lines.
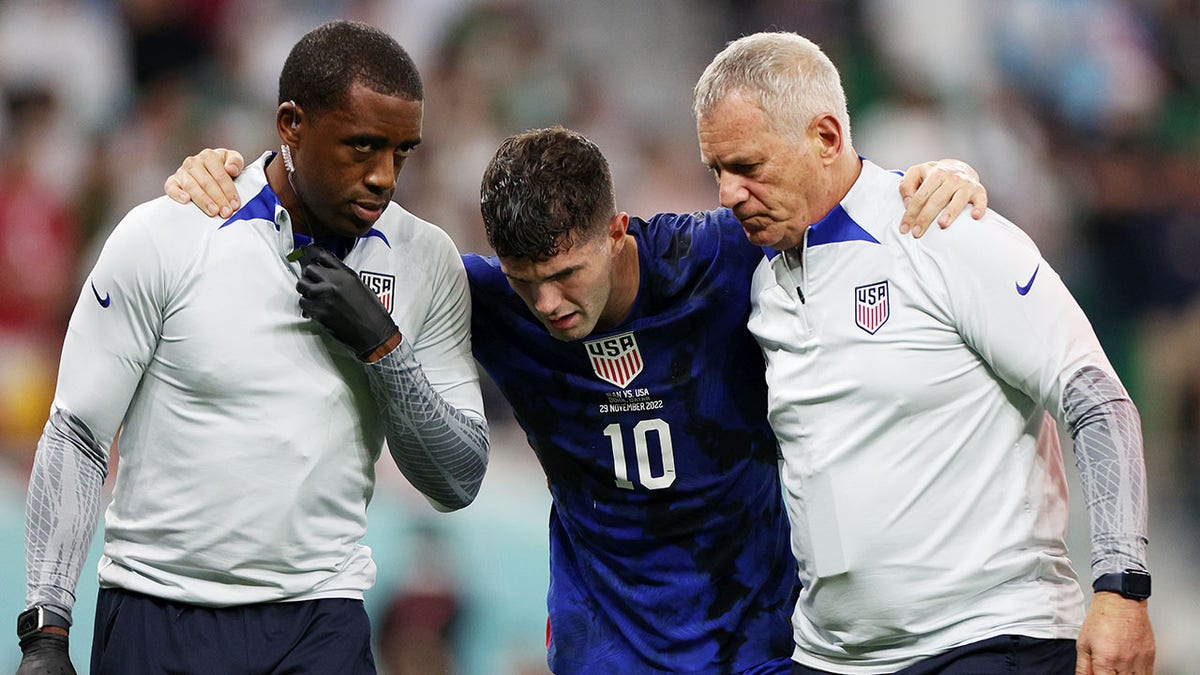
top-left (17, 606), bottom-right (70, 640)
top-left (1092, 569), bottom-right (1151, 600)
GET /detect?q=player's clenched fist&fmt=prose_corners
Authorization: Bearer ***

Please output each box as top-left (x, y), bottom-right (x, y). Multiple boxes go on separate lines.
top-left (294, 245), bottom-right (400, 360)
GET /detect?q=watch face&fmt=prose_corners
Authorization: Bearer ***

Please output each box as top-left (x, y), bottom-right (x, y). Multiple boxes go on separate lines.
top-left (16, 608), bottom-right (38, 638)
top-left (1124, 571), bottom-right (1152, 598)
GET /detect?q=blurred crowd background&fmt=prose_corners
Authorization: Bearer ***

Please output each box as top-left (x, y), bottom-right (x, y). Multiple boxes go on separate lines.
top-left (0, 0), bottom-right (1197, 673)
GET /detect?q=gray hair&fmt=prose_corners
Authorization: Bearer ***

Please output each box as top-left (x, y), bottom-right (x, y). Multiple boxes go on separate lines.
top-left (692, 32), bottom-right (851, 145)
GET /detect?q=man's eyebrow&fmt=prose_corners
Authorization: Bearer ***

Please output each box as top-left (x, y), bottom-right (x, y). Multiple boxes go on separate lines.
top-left (345, 134), bottom-right (421, 151)
top-left (504, 264), bottom-right (579, 284)
top-left (704, 153), bottom-right (753, 170)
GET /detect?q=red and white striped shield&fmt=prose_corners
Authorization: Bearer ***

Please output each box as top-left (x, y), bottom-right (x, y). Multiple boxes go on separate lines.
top-left (359, 271), bottom-right (395, 313)
top-left (583, 331), bottom-right (644, 388)
top-left (854, 280), bottom-right (890, 335)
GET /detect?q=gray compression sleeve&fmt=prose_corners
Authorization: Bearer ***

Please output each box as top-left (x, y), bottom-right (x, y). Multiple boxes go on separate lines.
top-left (25, 409), bottom-right (109, 624)
top-left (364, 339), bottom-right (489, 512)
top-left (1062, 366), bottom-right (1149, 580)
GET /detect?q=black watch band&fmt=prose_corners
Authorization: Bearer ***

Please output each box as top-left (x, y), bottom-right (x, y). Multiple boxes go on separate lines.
top-left (1092, 569), bottom-right (1152, 600)
top-left (16, 606), bottom-right (70, 641)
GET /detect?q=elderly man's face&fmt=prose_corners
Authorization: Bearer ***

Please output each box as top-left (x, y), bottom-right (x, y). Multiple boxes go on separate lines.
top-left (697, 92), bottom-right (832, 251)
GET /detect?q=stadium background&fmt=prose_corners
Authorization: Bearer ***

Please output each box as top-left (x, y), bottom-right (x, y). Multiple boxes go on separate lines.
top-left (0, 0), bottom-right (1197, 672)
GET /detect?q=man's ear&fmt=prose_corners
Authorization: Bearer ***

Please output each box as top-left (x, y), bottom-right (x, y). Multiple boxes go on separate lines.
top-left (277, 100), bottom-right (302, 144)
top-left (607, 212), bottom-right (631, 249)
top-left (811, 114), bottom-right (844, 165)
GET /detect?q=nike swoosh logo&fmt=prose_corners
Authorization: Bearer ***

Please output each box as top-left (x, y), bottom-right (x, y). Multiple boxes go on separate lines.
top-left (1015, 264), bottom-right (1040, 296)
top-left (91, 281), bottom-right (111, 308)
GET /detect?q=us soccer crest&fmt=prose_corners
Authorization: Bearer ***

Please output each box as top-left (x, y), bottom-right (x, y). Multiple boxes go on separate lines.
top-left (854, 280), bottom-right (889, 334)
top-left (584, 331), bottom-right (644, 388)
top-left (359, 271), bottom-right (395, 313)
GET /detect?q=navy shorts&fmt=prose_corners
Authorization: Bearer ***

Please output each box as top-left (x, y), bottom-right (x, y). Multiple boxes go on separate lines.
top-left (791, 634), bottom-right (1076, 674)
top-left (91, 587), bottom-right (376, 675)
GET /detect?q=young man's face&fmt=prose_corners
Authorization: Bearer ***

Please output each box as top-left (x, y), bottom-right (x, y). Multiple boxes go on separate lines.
top-left (290, 83), bottom-right (422, 238)
top-left (697, 91), bottom-right (829, 251)
top-left (499, 226), bottom-right (621, 342)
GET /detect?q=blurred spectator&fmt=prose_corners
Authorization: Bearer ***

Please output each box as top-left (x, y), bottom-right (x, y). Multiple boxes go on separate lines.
top-left (994, 0), bottom-right (1166, 141)
top-left (376, 523), bottom-right (465, 675)
top-left (0, 84), bottom-right (81, 473)
top-left (0, 0), bottom-right (132, 134)
top-left (0, 85), bottom-right (80, 338)
top-left (120, 0), bottom-right (211, 90)
top-left (864, 0), bottom-right (998, 98)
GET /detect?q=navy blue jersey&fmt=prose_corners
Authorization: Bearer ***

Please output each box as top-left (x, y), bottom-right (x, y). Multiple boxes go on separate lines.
top-left (464, 209), bottom-right (795, 674)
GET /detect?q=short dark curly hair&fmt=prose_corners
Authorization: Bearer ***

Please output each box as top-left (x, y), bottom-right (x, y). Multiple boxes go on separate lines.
top-left (278, 20), bottom-right (423, 117)
top-left (479, 126), bottom-right (616, 261)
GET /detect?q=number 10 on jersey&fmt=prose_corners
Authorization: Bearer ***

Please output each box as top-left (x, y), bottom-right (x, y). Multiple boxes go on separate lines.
top-left (604, 419), bottom-right (676, 490)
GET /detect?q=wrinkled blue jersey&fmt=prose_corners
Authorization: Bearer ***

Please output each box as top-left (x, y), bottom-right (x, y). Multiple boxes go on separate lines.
top-left (465, 210), bottom-right (795, 674)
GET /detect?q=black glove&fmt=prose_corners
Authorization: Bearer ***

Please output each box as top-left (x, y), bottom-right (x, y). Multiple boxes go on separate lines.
top-left (294, 245), bottom-right (399, 359)
top-left (17, 632), bottom-right (76, 675)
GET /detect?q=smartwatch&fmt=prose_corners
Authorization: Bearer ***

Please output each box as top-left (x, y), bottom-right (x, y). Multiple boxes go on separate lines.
top-left (1092, 569), bottom-right (1152, 600)
top-left (16, 606), bottom-right (70, 641)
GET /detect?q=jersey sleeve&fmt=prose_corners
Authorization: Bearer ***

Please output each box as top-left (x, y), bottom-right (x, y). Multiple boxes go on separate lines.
top-left (917, 212), bottom-right (1149, 576)
top-left (53, 203), bottom-right (172, 444)
top-left (26, 202), bottom-right (172, 623)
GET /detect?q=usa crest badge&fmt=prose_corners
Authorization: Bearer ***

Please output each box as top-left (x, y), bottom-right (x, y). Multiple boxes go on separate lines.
top-left (359, 271), bottom-right (396, 313)
top-left (584, 332), bottom-right (644, 388)
top-left (854, 280), bottom-right (889, 334)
